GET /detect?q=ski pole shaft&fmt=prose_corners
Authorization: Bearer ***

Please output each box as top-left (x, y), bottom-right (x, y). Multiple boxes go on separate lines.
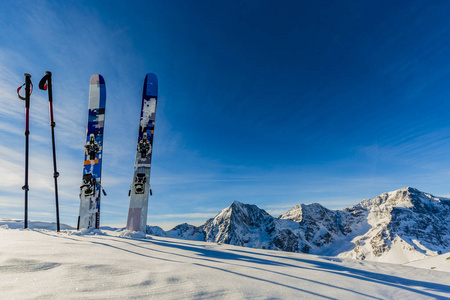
top-left (23, 73), bottom-right (31, 229)
top-left (40, 71), bottom-right (60, 232)
top-left (51, 121), bottom-right (60, 232)
top-left (24, 128), bottom-right (29, 229)
top-left (48, 72), bottom-right (60, 232)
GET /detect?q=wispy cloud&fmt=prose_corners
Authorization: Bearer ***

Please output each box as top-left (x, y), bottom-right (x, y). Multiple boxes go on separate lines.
top-left (149, 213), bottom-right (216, 220)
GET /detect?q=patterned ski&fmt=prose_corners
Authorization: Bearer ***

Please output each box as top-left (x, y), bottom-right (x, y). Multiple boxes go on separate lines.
top-left (77, 74), bottom-right (106, 230)
top-left (126, 73), bottom-right (158, 232)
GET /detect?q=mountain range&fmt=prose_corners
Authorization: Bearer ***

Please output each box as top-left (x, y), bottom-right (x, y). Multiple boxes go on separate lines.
top-left (147, 187), bottom-right (450, 264)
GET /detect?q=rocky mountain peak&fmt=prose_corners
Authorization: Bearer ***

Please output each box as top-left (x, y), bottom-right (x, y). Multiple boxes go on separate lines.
top-left (358, 187), bottom-right (413, 209)
top-left (216, 201), bottom-right (271, 227)
top-left (203, 201), bottom-right (274, 248)
top-left (354, 187), bottom-right (449, 222)
top-left (280, 203), bottom-right (330, 223)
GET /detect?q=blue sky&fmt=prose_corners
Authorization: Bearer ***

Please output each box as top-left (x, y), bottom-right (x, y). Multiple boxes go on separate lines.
top-left (1, 1), bottom-right (450, 229)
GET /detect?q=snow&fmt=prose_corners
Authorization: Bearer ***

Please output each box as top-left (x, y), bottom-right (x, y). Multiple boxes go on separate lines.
top-left (1, 219), bottom-right (449, 299)
top-left (377, 236), bottom-right (429, 264)
top-left (405, 253), bottom-right (450, 272)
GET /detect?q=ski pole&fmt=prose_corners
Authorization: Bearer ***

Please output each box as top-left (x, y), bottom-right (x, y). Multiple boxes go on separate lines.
top-left (17, 73), bottom-right (32, 229)
top-left (39, 71), bottom-right (60, 232)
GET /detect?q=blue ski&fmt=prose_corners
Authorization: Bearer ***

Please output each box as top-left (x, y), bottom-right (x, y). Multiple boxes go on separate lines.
top-left (126, 73), bottom-right (158, 232)
top-left (77, 74), bottom-right (106, 230)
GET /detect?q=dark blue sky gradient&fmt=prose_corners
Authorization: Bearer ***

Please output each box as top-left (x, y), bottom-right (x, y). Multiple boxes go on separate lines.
top-left (1, 1), bottom-right (450, 227)
top-left (136, 1), bottom-right (450, 167)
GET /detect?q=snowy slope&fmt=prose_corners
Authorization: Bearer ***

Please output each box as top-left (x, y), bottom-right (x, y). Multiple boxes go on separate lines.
top-left (404, 253), bottom-right (450, 272)
top-left (1, 221), bottom-right (449, 299)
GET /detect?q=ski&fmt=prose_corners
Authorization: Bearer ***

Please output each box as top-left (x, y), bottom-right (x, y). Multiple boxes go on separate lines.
top-left (126, 73), bottom-right (158, 233)
top-left (77, 74), bottom-right (106, 230)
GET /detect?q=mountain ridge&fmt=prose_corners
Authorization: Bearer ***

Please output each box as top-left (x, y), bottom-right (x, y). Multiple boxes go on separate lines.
top-left (148, 187), bottom-right (450, 264)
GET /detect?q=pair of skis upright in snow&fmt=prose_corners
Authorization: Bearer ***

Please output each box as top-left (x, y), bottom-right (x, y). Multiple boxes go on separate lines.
top-left (77, 74), bottom-right (158, 233)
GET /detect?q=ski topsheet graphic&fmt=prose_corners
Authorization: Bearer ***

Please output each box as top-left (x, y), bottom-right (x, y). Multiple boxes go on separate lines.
top-left (77, 75), bottom-right (106, 230)
top-left (126, 73), bottom-right (158, 233)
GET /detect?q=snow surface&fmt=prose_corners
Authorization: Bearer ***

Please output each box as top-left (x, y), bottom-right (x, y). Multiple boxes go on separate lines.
top-left (404, 253), bottom-right (450, 273)
top-left (1, 219), bottom-right (449, 299)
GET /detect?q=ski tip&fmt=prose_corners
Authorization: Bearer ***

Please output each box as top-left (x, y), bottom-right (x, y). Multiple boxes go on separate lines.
top-left (144, 73), bottom-right (158, 97)
top-left (90, 74), bottom-right (105, 86)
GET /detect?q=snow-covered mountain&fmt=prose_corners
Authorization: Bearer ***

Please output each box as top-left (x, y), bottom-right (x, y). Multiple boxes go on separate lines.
top-left (148, 187), bottom-right (450, 264)
top-left (339, 187), bottom-right (450, 263)
top-left (203, 201), bottom-right (275, 249)
top-left (276, 202), bottom-right (369, 255)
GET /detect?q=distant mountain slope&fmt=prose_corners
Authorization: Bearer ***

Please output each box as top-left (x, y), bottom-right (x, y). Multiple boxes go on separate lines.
top-left (148, 187), bottom-right (450, 264)
top-left (0, 219), bottom-right (74, 230)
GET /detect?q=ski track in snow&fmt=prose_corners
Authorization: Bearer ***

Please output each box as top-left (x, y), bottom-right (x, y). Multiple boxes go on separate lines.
top-left (0, 220), bottom-right (449, 299)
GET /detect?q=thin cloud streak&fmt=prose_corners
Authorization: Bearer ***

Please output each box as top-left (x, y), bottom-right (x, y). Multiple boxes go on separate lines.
top-left (149, 213), bottom-right (216, 220)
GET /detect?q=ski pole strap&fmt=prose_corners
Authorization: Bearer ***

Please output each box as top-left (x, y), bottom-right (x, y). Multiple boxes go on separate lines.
top-left (38, 74), bottom-right (49, 91)
top-left (17, 82), bottom-right (33, 100)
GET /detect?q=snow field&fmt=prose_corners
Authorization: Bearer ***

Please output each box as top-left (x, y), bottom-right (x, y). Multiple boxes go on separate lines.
top-left (0, 223), bottom-right (449, 299)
